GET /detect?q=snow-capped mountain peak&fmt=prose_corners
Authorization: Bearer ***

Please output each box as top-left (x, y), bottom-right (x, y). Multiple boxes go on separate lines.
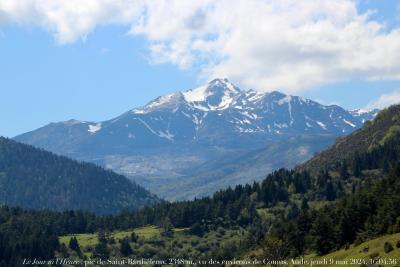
top-left (132, 92), bottom-right (184, 114)
top-left (132, 78), bottom-right (242, 114)
top-left (126, 79), bottom-right (379, 135)
top-left (182, 78), bottom-right (241, 111)
top-left (26, 79), bottom-right (379, 150)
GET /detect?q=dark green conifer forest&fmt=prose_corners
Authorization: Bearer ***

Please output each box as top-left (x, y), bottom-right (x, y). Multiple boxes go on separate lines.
top-left (0, 137), bottom-right (160, 214)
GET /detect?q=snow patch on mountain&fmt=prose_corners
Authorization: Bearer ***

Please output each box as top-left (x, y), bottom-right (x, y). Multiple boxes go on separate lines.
top-left (217, 92), bottom-right (235, 110)
top-left (316, 121), bottom-right (327, 130)
top-left (278, 96), bottom-right (295, 125)
top-left (158, 130), bottom-right (174, 141)
top-left (351, 109), bottom-right (370, 116)
top-left (343, 118), bottom-right (356, 127)
top-left (135, 118), bottom-right (174, 141)
top-left (277, 95), bottom-right (292, 105)
top-left (136, 118), bottom-right (157, 135)
top-left (132, 109), bottom-right (145, 114)
top-left (183, 84), bottom-right (209, 102)
top-left (88, 123), bottom-right (102, 134)
top-left (148, 94), bottom-right (176, 109)
top-left (247, 90), bottom-right (266, 102)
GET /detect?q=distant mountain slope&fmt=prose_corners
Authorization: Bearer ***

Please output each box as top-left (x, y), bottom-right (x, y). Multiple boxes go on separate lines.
top-left (300, 104), bottom-right (400, 174)
top-left (143, 134), bottom-right (336, 200)
top-left (0, 137), bottom-right (159, 214)
top-left (14, 79), bottom-right (377, 200)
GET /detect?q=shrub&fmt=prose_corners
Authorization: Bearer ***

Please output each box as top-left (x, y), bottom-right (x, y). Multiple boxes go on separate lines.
top-left (130, 232), bottom-right (138, 242)
top-left (217, 227), bottom-right (226, 236)
top-left (93, 242), bottom-right (109, 260)
top-left (196, 243), bottom-right (210, 253)
top-left (369, 252), bottom-right (379, 259)
top-left (384, 242), bottom-right (394, 253)
top-left (108, 237), bottom-right (116, 245)
top-left (120, 238), bottom-right (133, 257)
top-left (396, 240), bottom-right (400, 249)
top-left (139, 244), bottom-right (158, 258)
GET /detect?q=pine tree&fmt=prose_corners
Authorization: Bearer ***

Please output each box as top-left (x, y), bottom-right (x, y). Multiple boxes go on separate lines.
top-left (130, 232), bottom-right (138, 242)
top-left (325, 181), bottom-right (336, 201)
top-left (352, 153), bottom-right (362, 177)
top-left (190, 222), bottom-right (205, 237)
top-left (68, 237), bottom-right (81, 256)
top-left (339, 161), bottom-right (349, 179)
top-left (300, 198), bottom-right (309, 210)
top-left (310, 212), bottom-right (337, 255)
top-left (94, 242), bottom-right (109, 260)
top-left (160, 218), bottom-right (174, 237)
top-left (97, 230), bottom-right (107, 243)
top-left (262, 235), bottom-right (289, 266)
top-left (120, 238), bottom-right (133, 257)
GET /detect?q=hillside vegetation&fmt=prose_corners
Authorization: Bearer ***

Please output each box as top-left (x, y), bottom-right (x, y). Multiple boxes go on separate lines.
top-left (58, 225), bottom-right (247, 263)
top-left (300, 105), bottom-right (400, 174)
top-left (0, 137), bottom-right (159, 214)
top-left (301, 233), bottom-right (400, 267)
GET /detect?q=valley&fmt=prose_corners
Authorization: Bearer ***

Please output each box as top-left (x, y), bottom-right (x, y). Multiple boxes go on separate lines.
top-left (2, 104), bottom-right (400, 266)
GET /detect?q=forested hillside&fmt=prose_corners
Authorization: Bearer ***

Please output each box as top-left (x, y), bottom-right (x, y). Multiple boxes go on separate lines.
top-left (0, 137), bottom-right (159, 215)
top-left (300, 104), bottom-right (400, 174)
top-left (268, 163), bottom-right (400, 257)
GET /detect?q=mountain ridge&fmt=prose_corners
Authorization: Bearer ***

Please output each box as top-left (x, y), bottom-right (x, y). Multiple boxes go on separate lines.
top-left (299, 104), bottom-right (400, 174)
top-left (14, 79), bottom-right (378, 200)
top-left (16, 79), bottom-right (377, 147)
top-left (0, 137), bottom-right (160, 214)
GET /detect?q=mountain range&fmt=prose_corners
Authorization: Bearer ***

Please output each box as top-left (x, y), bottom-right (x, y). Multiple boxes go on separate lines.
top-left (15, 78), bottom-right (378, 200)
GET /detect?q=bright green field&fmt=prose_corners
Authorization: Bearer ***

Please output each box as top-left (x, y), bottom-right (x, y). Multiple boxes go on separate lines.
top-left (59, 225), bottom-right (162, 247)
top-left (59, 225), bottom-right (246, 262)
top-left (300, 233), bottom-right (400, 267)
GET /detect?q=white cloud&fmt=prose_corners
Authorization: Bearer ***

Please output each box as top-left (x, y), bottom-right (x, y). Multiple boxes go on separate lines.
top-left (366, 90), bottom-right (400, 109)
top-left (0, 0), bottom-right (144, 43)
top-left (1, 0), bottom-right (400, 93)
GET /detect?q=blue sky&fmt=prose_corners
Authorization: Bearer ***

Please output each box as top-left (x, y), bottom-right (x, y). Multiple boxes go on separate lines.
top-left (1, 0), bottom-right (400, 137)
top-left (0, 26), bottom-right (197, 137)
